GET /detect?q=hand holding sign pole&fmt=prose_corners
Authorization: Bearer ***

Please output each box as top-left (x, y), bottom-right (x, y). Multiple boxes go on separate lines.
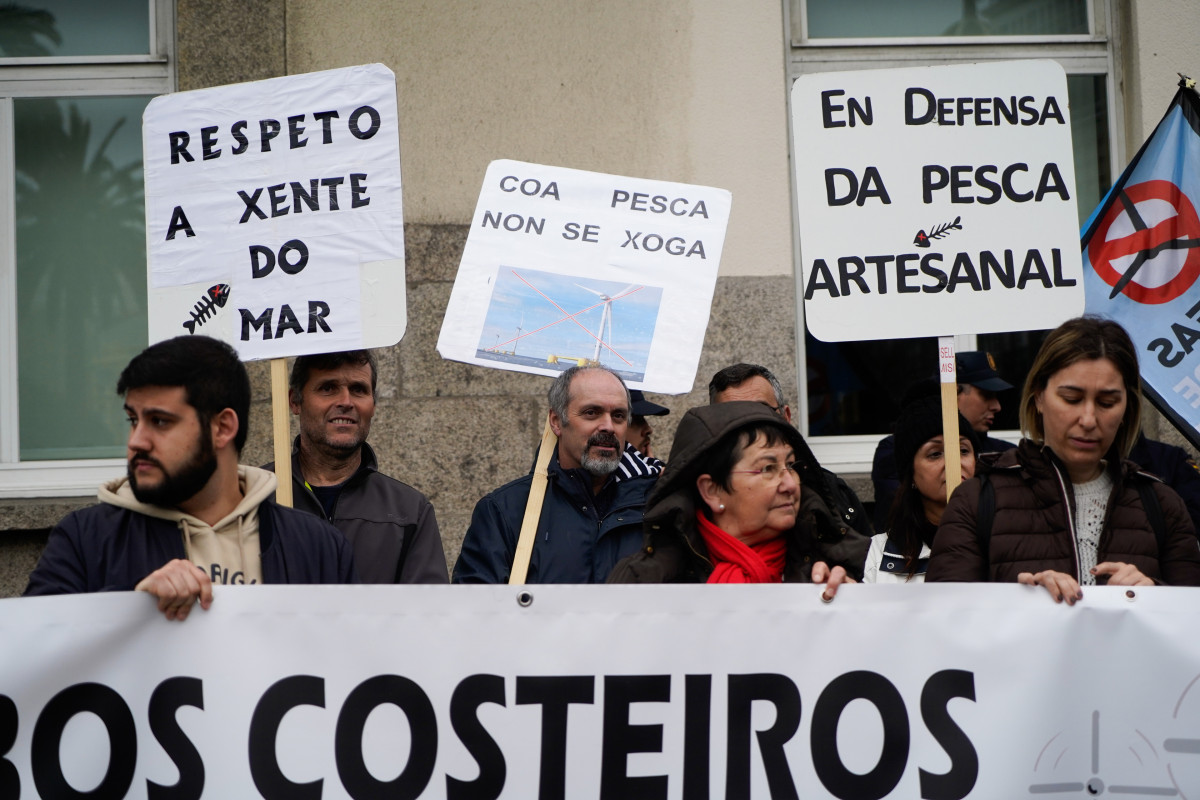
top-left (792, 60), bottom-right (1084, 493)
top-left (143, 64), bottom-right (407, 502)
top-left (440, 160), bottom-right (731, 582)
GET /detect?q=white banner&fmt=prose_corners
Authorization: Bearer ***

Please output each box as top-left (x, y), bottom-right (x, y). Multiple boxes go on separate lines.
top-left (437, 160), bottom-right (732, 393)
top-left (3, 585), bottom-right (1200, 798)
top-left (791, 60), bottom-right (1084, 342)
top-left (142, 63), bottom-right (406, 360)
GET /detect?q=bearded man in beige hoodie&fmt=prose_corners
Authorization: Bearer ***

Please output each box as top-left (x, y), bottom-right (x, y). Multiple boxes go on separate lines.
top-left (25, 336), bottom-right (357, 619)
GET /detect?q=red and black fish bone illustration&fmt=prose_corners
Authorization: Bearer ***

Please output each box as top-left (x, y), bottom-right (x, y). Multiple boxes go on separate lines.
top-left (913, 216), bottom-right (964, 248)
top-left (182, 284), bottom-right (231, 333)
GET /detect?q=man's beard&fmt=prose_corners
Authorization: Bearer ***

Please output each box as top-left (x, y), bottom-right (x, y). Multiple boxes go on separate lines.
top-left (318, 430), bottom-right (366, 456)
top-left (580, 432), bottom-right (622, 478)
top-left (128, 428), bottom-right (218, 508)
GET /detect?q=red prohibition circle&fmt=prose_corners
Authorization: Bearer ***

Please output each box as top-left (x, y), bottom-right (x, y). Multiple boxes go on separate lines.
top-left (1088, 179), bottom-right (1200, 305)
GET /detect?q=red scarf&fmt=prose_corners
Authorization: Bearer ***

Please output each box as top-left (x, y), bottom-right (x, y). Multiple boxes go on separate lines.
top-left (695, 511), bottom-right (787, 584)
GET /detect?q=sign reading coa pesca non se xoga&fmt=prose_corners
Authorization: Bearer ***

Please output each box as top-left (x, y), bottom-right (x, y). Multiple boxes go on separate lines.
top-left (141, 63), bottom-right (407, 359)
top-left (437, 160), bottom-right (732, 394)
top-left (791, 60), bottom-right (1085, 341)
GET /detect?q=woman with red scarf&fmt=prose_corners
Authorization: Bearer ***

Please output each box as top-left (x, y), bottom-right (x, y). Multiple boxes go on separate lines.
top-left (608, 401), bottom-right (856, 596)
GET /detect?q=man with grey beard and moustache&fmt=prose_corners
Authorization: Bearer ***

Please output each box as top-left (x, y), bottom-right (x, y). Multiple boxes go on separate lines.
top-left (453, 365), bottom-right (661, 583)
top-left (24, 336), bottom-right (357, 620)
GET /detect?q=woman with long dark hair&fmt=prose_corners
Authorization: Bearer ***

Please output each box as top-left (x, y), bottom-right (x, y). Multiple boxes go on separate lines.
top-left (864, 396), bottom-right (978, 583)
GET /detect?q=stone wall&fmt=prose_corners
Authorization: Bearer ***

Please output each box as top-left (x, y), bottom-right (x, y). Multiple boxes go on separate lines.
top-left (0, 223), bottom-right (802, 595)
top-left (1, 222), bottom-right (1194, 595)
top-left (3, 0), bottom-right (1195, 599)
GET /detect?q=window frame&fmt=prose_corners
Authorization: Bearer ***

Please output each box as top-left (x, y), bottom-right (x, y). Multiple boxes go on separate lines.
top-left (783, 0), bottom-right (1125, 474)
top-left (0, 0), bottom-right (175, 498)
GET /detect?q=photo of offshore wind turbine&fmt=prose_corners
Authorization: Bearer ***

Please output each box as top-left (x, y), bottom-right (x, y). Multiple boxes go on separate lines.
top-left (576, 282), bottom-right (636, 363)
top-left (475, 266), bottom-right (664, 381)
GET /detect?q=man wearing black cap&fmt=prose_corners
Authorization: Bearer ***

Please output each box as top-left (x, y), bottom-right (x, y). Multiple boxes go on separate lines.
top-left (628, 389), bottom-right (669, 461)
top-left (871, 351), bottom-right (1016, 532)
top-left (953, 351), bottom-right (1015, 449)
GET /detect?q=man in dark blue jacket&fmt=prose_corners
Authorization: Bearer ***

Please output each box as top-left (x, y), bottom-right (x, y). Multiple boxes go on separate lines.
top-left (453, 365), bottom-right (661, 583)
top-left (24, 336), bottom-right (356, 619)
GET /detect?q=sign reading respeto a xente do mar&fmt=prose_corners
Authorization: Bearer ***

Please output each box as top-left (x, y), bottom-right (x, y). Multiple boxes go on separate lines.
top-left (791, 60), bottom-right (1084, 342)
top-left (438, 160), bottom-right (732, 393)
top-left (142, 63), bottom-right (405, 360)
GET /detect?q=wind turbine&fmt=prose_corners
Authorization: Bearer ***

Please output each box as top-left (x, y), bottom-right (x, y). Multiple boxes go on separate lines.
top-left (576, 284), bottom-right (637, 363)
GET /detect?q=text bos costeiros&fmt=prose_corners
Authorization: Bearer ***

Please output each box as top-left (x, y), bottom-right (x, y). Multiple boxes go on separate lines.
top-left (0, 668), bottom-right (979, 799)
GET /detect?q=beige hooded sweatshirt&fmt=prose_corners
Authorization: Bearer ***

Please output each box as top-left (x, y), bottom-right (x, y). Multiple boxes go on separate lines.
top-left (99, 465), bottom-right (277, 585)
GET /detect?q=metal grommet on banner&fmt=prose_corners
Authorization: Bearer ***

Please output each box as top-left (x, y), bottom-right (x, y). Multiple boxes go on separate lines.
top-left (516, 591), bottom-right (534, 608)
top-left (1125, 589), bottom-right (1137, 601)
top-left (820, 591), bottom-right (834, 604)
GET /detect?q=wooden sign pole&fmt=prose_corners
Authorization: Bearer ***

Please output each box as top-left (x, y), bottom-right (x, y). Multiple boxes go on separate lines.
top-left (938, 336), bottom-right (962, 500)
top-left (509, 418), bottom-right (559, 585)
top-left (270, 358), bottom-right (293, 508)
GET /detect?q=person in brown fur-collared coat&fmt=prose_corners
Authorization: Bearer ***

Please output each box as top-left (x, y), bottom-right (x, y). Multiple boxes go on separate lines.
top-left (607, 401), bottom-right (866, 596)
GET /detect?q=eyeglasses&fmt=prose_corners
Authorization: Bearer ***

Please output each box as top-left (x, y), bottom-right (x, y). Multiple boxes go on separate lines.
top-left (731, 462), bottom-right (800, 484)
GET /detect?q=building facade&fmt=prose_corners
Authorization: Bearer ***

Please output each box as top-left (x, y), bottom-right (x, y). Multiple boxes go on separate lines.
top-left (0, 0), bottom-right (1193, 594)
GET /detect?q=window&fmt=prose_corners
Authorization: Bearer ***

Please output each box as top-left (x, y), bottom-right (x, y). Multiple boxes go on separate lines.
top-left (0, 1), bottom-right (174, 496)
top-left (786, 0), bottom-right (1120, 472)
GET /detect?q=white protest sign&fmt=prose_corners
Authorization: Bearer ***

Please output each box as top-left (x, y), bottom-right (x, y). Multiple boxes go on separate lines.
top-left (5, 585), bottom-right (1200, 798)
top-left (437, 160), bottom-right (731, 393)
top-left (792, 60), bottom-right (1084, 342)
top-left (142, 63), bottom-right (405, 360)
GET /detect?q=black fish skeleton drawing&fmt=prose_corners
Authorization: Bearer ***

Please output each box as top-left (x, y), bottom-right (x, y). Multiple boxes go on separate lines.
top-left (183, 284), bottom-right (231, 333)
top-left (913, 216), bottom-right (963, 248)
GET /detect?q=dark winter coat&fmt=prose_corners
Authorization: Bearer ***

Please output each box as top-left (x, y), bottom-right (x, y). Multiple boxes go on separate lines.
top-left (1130, 434), bottom-right (1200, 539)
top-left (24, 499), bottom-right (358, 595)
top-left (265, 440), bottom-right (447, 584)
top-left (452, 443), bottom-right (660, 584)
top-left (926, 439), bottom-right (1200, 585)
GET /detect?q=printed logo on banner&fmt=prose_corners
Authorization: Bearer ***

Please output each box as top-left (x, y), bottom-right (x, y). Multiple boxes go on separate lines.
top-left (1027, 709), bottom-right (1183, 796)
top-left (1165, 673), bottom-right (1200, 797)
top-left (1082, 82), bottom-right (1200, 446)
top-left (1018, 671), bottom-right (1200, 797)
